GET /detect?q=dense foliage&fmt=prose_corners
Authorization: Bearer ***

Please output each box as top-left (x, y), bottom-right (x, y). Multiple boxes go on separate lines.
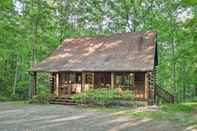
top-left (72, 89), bottom-right (134, 101)
top-left (71, 89), bottom-right (134, 106)
top-left (29, 92), bottom-right (53, 104)
top-left (0, 0), bottom-right (196, 102)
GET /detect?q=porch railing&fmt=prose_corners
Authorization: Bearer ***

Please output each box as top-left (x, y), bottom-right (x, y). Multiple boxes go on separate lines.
top-left (155, 84), bottom-right (175, 103)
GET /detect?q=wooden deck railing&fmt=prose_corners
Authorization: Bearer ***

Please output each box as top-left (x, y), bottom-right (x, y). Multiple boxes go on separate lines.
top-left (155, 84), bottom-right (175, 103)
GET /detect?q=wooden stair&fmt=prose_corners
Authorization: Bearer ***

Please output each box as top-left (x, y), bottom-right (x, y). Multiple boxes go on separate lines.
top-left (155, 84), bottom-right (175, 104)
top-left (49, 96), bottom-right (77, 105)
top-left (154, 68), bottom-right (175, 104)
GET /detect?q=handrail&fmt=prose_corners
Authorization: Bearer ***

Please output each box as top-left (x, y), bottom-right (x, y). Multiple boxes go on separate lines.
top-left (155, 84), bottom-right (175, 103)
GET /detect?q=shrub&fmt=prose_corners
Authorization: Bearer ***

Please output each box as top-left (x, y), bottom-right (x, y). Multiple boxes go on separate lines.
top-left (0, 95), bottom-right (10, 101)
top-left (118, 90), bottom-right (134, 100)
top-left (16, 81), bottom-right (29, 100)
top-left (0, 95), bottom-right (23, 101)
top-left (37, 84), bottom-right (50, 95)
top-left (10, 94), bottom-right (22, 101)
top-left (192, 97), bottom-right (197, 102)
top-left (71, 88), bottom-right (134, 106)
top-left (29, 93), bottom-right (53, 104)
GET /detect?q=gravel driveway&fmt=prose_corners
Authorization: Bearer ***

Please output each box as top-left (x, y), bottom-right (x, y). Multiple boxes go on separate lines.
top-left (0, 102), bottom-right (195, 131)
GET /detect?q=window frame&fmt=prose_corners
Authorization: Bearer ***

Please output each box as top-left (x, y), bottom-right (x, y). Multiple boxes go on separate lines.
top-left (114, 72), bottom-right (134, 87)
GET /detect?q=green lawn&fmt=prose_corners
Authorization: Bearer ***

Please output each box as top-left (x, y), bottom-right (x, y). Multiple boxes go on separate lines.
top-left (87, 102), bottom-right (197, 126)
top-left (134, 103), bottom-right (197, 124)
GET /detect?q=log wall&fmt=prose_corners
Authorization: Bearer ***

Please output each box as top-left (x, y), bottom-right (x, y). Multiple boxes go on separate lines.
top-left (147, 71), bottom-right (155, 105)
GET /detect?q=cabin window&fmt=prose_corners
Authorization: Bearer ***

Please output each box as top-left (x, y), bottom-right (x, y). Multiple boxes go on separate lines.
top-left (94, 72), bottom-right (111, 87)
top-left (76, 73), bottom-right (81, 83)
top-left (69, 73), bottom-right (76, 83)
top-left (114, 73), bottom-right (134, 87)
top-left (59, 73), bottom-right (70, 84)
top-left (59, 72), bottom-right (82, 84)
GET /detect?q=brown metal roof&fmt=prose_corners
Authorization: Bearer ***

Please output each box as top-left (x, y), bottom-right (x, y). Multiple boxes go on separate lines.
top-left (29, 31), bottom-right (157, 72)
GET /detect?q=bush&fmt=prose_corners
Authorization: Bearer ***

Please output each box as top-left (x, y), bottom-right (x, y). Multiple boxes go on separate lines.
top-left (0, 95), bottom-right (23, 101)
top-left (192, 97), bottom-right (197, 102)
top-left (161, 102), bottom-right (197, 113)
top-left (0, 96), bottom-right (10, 101)
top-left (37, 84), bottom-right (50, 95)
top-left (120, 90), bottom-right (135, 100)
top-left (16, 81), bottom-right (29, 100)
top-left (71, 88), bottom-right (134, 106)
top-left (29, 93), bottom-right (53, 104)
top-left (10, 94), bottom-right (22, 101)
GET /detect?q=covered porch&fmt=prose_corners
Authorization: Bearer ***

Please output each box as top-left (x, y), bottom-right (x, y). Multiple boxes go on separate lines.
top-left (29, 71), bottom-right (155, 102)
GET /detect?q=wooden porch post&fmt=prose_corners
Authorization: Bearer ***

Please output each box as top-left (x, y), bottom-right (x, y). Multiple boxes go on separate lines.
top-left (92, 72), bottom-right (94, 88)
top-left (33, 72), bottom-right (37, 96)
top-left (111, 72), bottom-right (114, 89)
top-left (145, 73), bottom-right (149, 100)
top-left (55, 73), bottom-right (59, 96)
top-left (81, 72), bottom-right (85, 92)
top-left (29, 72), bottom-right (37, 97)
top-left (28, 72), bottom-right (32, 99)
top-left (50, 73), bottom-right (55, 94)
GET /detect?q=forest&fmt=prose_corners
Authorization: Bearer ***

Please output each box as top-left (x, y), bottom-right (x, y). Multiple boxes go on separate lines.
top-left (0, 0), bottom-right (196, 102)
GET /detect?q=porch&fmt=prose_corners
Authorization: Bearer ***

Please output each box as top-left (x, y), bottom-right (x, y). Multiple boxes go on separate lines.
top-left (48, 72), bottom-right (151, 100)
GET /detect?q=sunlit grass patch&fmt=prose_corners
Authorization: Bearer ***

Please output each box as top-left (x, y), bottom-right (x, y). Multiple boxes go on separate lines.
top-left (160, 102), bottom-right (197, 113)
top-left (5, 101), bottom-right (28, 105)
top-left (87, 102), bottom-right (197, 125)
top-left (0, 101), bottom-right (28, 111)
top-left (134, 102), bottom-right (197, 124)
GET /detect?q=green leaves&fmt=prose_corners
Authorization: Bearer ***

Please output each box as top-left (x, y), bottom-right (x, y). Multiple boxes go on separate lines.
top-left (182, 0), bottom-right (197, 6)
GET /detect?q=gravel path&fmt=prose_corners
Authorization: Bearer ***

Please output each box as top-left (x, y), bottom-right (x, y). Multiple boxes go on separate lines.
top-left (0, 102), bottom-right (195, 131)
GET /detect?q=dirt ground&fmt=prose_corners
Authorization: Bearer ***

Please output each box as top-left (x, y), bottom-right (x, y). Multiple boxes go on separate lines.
top-left (0, 102), bottom-right (196, 131)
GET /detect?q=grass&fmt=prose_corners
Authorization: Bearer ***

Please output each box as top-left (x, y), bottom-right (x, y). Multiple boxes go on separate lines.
top-left (29, 93), bottom-right (54, 104)
top-left (160, 102), bottom-right (197, 113)
top-left (0, 101), bottom-right (28, 111)
top-left (3, 101), bottom-right (29, 106)
top-left (134, 102), bottom-right (197, 125)
top-left (0, 95), bottom-right (24, 102)
top-left (87, 102), bottom-right (197, 125)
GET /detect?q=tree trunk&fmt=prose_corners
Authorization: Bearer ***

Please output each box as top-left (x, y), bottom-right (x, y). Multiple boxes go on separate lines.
top-left (170, 23), bottom-right (177, 101)
top-left (123, 0), bottom-right (132, 32)
top-left (28, 73), bottom-right (32, 99)
top-left (171, 32), bottom-right (176, 95)
top-left (12, 55), bottom-right (19, 96)
top-left (182, 64), bottom-right (186, 101)
top-left (28, 0), bottom-right (39, 99)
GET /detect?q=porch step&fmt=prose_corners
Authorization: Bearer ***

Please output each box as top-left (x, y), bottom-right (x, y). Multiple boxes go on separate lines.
top-left (49, 97), bottom-right (77, 105)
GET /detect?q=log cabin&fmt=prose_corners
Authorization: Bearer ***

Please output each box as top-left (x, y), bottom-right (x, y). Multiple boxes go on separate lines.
top-left (29, 31), bottom-right (158, 105)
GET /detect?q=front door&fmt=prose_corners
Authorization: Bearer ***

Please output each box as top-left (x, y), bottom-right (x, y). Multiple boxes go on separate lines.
top-left (134, 73), bottom-right (145, 99)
